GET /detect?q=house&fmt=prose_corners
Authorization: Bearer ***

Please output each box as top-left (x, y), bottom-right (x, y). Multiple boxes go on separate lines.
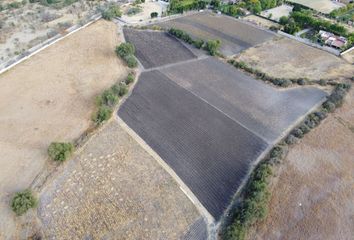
top-left (319, 30), bottom-right (348, 49)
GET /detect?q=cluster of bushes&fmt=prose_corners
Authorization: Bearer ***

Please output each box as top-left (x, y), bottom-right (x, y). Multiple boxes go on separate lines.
top-left (102, 4), bottom-right (122, 20)
top-left (150, 11), bottom-right (158, 18)
top-left (168, 28), bottom-right (221, 56)
top-left (48, 142), bottom-right (75, 162)
top-left (329, 3), bottom-right (354, 22)
top-left (93, 73), bottom-right (134, 124)
top-left (224, 153), bottom-right (274, 239)
top-left (115, 42), bottom-right (138, 68)
top-left (11, 189), bottom-right (37, 216)
top-left (168, 0), bottom-right (207, 14)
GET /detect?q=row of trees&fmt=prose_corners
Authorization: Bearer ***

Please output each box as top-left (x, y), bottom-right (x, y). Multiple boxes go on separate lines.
top-left (115, 42), bottom-right (138, 68)
top-left (168, 28), bottom-right (221, 55)
top-left (168, 0), bottom-right (207, 14)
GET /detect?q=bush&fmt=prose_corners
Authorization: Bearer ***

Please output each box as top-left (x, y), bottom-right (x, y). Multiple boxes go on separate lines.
top-left (117, 82), bottom-right (128, 96)
top-left (323, 101), bottom-right (336, 112)
top-left (291, 128), bottom-right (304, 138)
top-left (97, 89), bottom-right (119, 107)
top-left (285, 134), bottom-right (298, 145)
top-left (124, 55), bottom-right (138, 68)
top-left (116, 43), bottom-right (135, 58)
top-left (93, 106), bottom-right (112, 124)
top-left (11, 190), bottom-right (37, 216)
top-left (150, 11), bottom-right (158, 18)
top-left (270, 146), bottom-right (283, 159)
top-left (299, 123), bottom-right (310, 134)
top-left (125, 72), bottom-right (135, 85)
top-left (102, 4), bottom-right (122, 20)
top-left (48, 142), bottom-right (74, 162)
top-left (204, 39), bottom-right (221, 56)
top-left (127, 7), bottom-right (142, 16)
top-left (192, 39), bottom-right (204, 49)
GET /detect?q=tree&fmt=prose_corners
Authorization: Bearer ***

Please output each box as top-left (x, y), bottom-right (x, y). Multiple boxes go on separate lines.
top-left (93, 106), bottom-right (112, 124)
top-left (48, 142), bottom-right (74, 162)
top-left (210, 0), bottom-right (220, 8)
top-left (102, 5), bottom-right (122, 20)
top-left (115, 42), bottom-right (135, 58)
top-left (11, 190), bottom-right (37, 216)
top-left (279, 16), bottom-right (288, 25)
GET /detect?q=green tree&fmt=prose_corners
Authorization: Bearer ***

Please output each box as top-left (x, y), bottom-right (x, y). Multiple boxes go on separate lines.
top-left (204, 39), bottom-right (221, 56)
top-left (115, 42), bottom-right (135, 58)
top-left (102, 4), bottom-right (122, 20)
top-left (11, 190), bottom-right (37, 216)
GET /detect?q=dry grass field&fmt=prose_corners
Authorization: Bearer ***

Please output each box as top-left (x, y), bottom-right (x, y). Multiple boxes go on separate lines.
top-left (287, 0), bottom-right (342, 14)
top-left (38, 120), bottom-right (201, 239)
top-left (248, 89), bottom-right (354, 240)
top-left (235, 37), bottom-right (354, 80)
top-left (0, 20), bottom-right (128, 238)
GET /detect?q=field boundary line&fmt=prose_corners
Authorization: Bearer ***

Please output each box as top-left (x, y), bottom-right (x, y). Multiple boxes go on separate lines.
top-left (0, 14), bottom-right (101, 76)
top-left (116, 116), bottom-right (216, 239)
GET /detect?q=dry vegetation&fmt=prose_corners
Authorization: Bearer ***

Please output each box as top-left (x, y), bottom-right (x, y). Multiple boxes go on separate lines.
top-left (235, 37), bottom-right (354, 80)
top-left (38, 120), bottom-right (200, 239)
top-left (0, 20), bottom-right (127, 238)
top-left (248, 88), bottom-right (354, 240)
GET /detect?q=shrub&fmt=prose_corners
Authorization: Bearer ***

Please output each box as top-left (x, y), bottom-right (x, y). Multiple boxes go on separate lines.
top-left (292, 128), bottom-right (304, 138)
top-left (299, 123), bottom-right (311, 134)
top-left (127, 7), bottom-right (142, 16)
top-left (204, 39), bottom-right (221, 56)
top-left (48, 142), bottom-right (74, 162)
top-left (118, 83), bottom-right (128, 96)
top-left (270, 146), bottom-right (283, 159)
top-left (323, 101), bottom-right (336, 112)
top-left (102, 4), bottom-right (122, 20)
top-left (318, 79), bottom-right (327, 86)
top-left (116, 43), bottom-right (135, 58)
top-left (192, 39), bottom-right (204, 49)
top-left (297, 78), bottom-right (308, 85)
top-left (150, 11), bottom-right (158, 18)
top-left (124, 55), bottom-right (138, 68)
top-left (93, 106), bottom-right (112, 124)
top-left (314, 111), bottom-right (327, 120)
top-left (97, 89), bottom-right (119, 107)
top-left (285, 134), bottom-right (298, 145)
top-left (11, 190), bottom-right (37, 216)
top-left (125, 72), bottom-right (135, 85)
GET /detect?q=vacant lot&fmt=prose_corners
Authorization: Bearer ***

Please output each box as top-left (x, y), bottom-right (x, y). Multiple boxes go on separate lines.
top-left (38, 120), bottom-right (201, 239)
top-left (249, 89), bottom-right (354, 240)
top-left (123, 28), bottom-right (196, 68)
top-left (261, 4), bottom-right (293, 22)
top-left (160, 57), bottom-right (327, 143)
top-left (157, 12), bottom-right (275, 56)
top-left (235, 37), bottom-right (354, 80)
top-left (0, 20), bottom-right (127, 238)
top-left (119, 70), bottom-right (269, 220)
top-left (288, 0), bottom-right (342, 14)
top-left (120, 0), bottom-right (165, 24)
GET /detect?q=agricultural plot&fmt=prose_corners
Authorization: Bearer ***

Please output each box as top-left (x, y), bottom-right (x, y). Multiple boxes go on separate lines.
top-left (287, 0), bottom-right (342, 14)
top-left (118, 70), bottom-right (269, 219)
top-left (160, 57), bottom-right (327, 143)
top-left (123, 28), bottom-right (196, 68)
top-left (157, 12), bottom-right (275, 56)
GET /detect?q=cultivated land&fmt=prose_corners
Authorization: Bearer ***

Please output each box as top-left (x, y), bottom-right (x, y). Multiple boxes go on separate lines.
top-left (248, 88), bottom-right (354, 240)
top-left (235, 37), bottom-right (354, 80)
top-left (123, 28), bottom-right (196, 68)
top-left (38, 120), bottom-right (201, 240)
top-left (287, 0), bottom-right (342, 14)
top-left (157, 12), bottom-right (275, 56)
top-left (160, 57), bottom-right (327, 143)
top-left (118, 70), bottom-right (269, 219)
top-left (0, 20), bottom-right (127, 238)
top-left (119, 49), bottom-right (326, 220)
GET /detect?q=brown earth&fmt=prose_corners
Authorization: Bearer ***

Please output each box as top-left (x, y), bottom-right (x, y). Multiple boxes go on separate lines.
top-left (248, 88), bottom-right (354, 240)
top-left (235, 37), bottom-right (354, 80)
top-left (38, 120), bottom-right (201, 239)
top-left (0, 20), bottom-right (128, 239)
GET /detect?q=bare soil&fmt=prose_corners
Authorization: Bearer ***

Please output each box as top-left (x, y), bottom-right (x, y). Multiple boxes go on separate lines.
top-left (248, 89), bottom-right (354, 240)
top-left (235, 37), bottom-right (354, 80)
top-left (38, 120), bottom-right (200, 239)
top-left (0, 20), bottom-right (128, 239)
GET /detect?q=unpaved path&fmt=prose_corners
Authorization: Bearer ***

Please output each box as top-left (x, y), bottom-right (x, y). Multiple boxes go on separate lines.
top-left (0, 20), bottom-right (128, 239)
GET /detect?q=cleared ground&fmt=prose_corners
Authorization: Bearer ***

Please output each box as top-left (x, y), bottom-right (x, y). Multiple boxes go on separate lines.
top-left (249, 89), bottom-right (354, 240)
top-left (120, 0), bottom-right (165, 24)
top-left (160, 57), bottom-right (326, 143)
top-left (38, 120), bottom-right (201, 239)
top-left (119, 70), bottom-right (269, 220)
top-left (157, 12), bottom-right (275, 56)
top-left (260, 4), bottom-right (293, 22)
top-left (0, 20), bottom-right (127, 238)
top-left (235, 37), bottom-right (354, 80)
top-left (288, 0), bottom-right (342, 14)
top-left (123, 28), bottom-right (196, 68)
